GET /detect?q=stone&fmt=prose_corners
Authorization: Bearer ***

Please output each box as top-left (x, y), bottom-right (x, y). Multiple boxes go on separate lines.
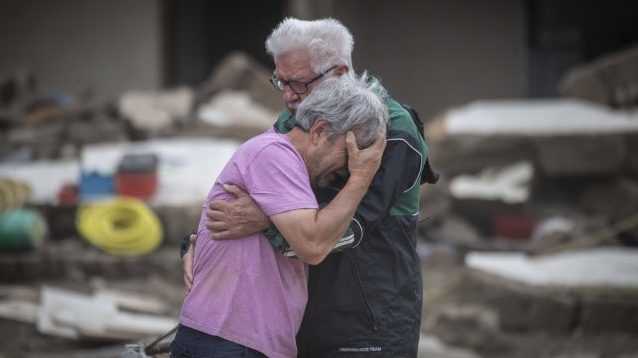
top-left (559, 46), bottom-right (638, 108)
top-left (153, 204), bottom-right (201, 245)
top-left (198, 51), bottom-right (281, 113)
top-left (418, 334), bottom-right (482, 358)
top-left (66, 117), bottom-right (128, 145)
top-left (426, 123), bottom-right (535, 177)
top-left (119, 87), bottom-right (194, 134)
top-left (579, 296), bottom-right (638, 334)
top-left (426, 304), bottom-right (507, 353)
top-left (534, 135), bottom-right (626, 177)
top-left (424, 215), bottom-right (483, 247)
top-left (625, 134), bottom-right (638, 177)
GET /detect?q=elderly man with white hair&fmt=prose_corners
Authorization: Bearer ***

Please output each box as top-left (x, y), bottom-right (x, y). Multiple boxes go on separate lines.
top-left (182, 18), bottom-right (435, 357)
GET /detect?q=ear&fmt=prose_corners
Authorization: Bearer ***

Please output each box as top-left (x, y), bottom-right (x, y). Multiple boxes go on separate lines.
top-left (334, 65), bottom-right (349, 77)
top-left (309, 120), bottom-right (329, 145)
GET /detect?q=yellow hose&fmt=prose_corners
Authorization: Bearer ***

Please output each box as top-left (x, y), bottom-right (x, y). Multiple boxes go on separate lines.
top-left (77, 197), bottom-right (162, 256)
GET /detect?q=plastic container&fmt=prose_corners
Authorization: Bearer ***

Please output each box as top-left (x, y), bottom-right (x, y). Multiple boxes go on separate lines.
top-left (115, 153), bottom-right (159, 201)
top-left (115, 173), bottom-right (158, 200)
top-left (79, 172), bottom-right (115, 201)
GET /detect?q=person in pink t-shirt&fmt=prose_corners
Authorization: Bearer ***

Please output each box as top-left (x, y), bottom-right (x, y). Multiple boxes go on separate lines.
top-left (171, 75), bottom-right (389, 358)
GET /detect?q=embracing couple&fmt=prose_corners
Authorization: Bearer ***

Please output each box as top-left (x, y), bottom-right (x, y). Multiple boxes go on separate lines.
top-left (171, 18), bottom-right (431, 358)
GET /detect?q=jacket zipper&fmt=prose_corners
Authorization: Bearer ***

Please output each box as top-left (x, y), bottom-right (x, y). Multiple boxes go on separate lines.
top-left (350, 255), bottom-right (379, 331)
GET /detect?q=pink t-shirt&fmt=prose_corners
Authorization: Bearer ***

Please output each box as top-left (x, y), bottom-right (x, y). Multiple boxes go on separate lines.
top-left (180, 132), bottom-right (317, 358)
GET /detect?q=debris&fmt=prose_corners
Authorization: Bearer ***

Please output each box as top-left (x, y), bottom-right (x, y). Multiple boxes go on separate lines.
top-left (530, 216), bottom-right (577, 246)
top-left (79, 171), bottom-right (115, 201)
top-left (0, 300), bottom-right (39, 324)
top-left (418, 334), bottom-right (482, 358)
top-left (560, 45), bottom-right (638, 109)
top-left (0, 177), bottom-right (32, 212)
top-left (0, 160), bottom-right (79, 204)
top-left (94, 288), bottom-right (169, 315)
top-left (0, 209), bottom-right (47, 251)
top-left (449, 162), bottom-right (533, 204)
top-left (77, 197), bottom-right (162, 256)
top-left (198, 51), bottom-right (281, 112)
top-left (36, 286), bottom-right (177, 341)
top-left (426, 304), bottom-right (507, 354)
top-left (197, 90), bottom-right (276, 133)
top-left (428, 100), bottom-right (638, 177)
top-left (466, 247), bottom-right (638, 288)
top-left (534, 135), bottom-right (626, 176)
top-left (115, 153), bottom-right (159, 201)
top-left (425, 215), bottom-right (483, 248)
top-left (118, 87), bottom-right (194, 134)
top-left (443, 99), bottom-right (638, 136)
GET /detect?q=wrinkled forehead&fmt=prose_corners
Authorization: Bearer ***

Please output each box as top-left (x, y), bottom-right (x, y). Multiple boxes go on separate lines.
top-left (274, 50), bottom-right (315, 79)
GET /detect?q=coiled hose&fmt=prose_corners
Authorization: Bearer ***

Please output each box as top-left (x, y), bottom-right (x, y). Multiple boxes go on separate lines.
top-left (0, 178), bottom-right (31, 213)
top-left (77, 197), bottom-right (162, 256)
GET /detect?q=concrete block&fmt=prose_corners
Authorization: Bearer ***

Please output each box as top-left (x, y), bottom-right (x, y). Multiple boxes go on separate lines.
top-left (534, 135), bottom-right (626, 177)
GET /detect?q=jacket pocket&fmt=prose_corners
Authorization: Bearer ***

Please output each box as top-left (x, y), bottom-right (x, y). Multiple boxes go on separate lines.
top-left (349, 254), bottom-right (378, 331)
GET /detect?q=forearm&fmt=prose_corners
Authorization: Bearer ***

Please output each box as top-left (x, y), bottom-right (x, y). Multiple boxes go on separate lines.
top-left (288, 176), bottom-right (370, 263)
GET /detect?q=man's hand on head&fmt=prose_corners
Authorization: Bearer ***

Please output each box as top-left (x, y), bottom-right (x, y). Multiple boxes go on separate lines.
top-left (206, 184), bottom-right (270, 240)
top-left (345, 130), bottom-right (386, 184)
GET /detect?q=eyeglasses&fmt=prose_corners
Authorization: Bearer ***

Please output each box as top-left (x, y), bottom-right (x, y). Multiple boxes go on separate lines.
top-left (270, 65), bottom-right (338, 95)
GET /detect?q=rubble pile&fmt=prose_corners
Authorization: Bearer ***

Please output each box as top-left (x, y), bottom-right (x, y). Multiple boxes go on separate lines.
top-left (0, 53), bottom-right (280, 356)
top-left (418, 48), bottom-right (638, 358)
top-left (420, 98), bottom-right (638, 253)
top-left (560, 45), bottom-right (638, 109)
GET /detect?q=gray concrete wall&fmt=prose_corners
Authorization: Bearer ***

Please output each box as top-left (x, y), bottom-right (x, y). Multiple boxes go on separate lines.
top-left (294, 0), bottom-right (529, 120)
top-left (0, 0), bottom-right (163, 100)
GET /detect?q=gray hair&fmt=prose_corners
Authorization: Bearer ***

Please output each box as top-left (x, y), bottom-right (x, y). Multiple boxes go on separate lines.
top-left (265, 18), bottom-right (354, 74)
top-left (295, 73), bottom-right (388, 148)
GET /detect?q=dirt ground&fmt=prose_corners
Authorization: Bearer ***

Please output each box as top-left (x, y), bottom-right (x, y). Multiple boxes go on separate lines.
top-left (1, 241), bottom-right (638, 358)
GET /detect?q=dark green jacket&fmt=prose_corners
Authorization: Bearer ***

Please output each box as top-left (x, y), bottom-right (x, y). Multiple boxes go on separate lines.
top-left (274, 95), bottom-right (430, 358)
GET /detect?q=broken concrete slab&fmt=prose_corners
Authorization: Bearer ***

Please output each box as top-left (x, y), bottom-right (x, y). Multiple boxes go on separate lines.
top-left (94, 288), bottom-right (169, 315)
top-left (442, 268), bottom-right (577, 333)
top-left (625, 134), bottom-right (638, 177)
top-left (534, 135), bottom-right (626, 177)
top-left (37, 286), bottom-right (177, 341)
top-left (0, 301), bottom-right (38, 324)
top-left (466, 248), bottom-right (638, 289)
top-left (66, 117), bottom-right (128, 146)
top-left (449, 162), bottom-right (533, 204)
top-left (425, 304), bottom-right (508, 354)
top-left (428, 100), bottom-right (638, 178)
top-left (559, 46), bottom-right (638, 108)
top-left (426, 131), bottom-right (535, 177)
top-left (424, 215), bottom-right (484, 248)
top-left (579, 178), bottom-right (638, 223)
top-left (197, 90), bottom-right (276, 135)
top-left (118, 87), bottom-right (193, 135)
top-left (198, 51), bottom-right (281, 113)
top-left (418, 334), bottom-right (482, 358)
top-left (459, 249), bottom-right (638, 334)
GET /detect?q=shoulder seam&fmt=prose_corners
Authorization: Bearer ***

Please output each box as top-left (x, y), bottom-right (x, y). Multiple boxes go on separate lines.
top-left (386, 137), bottom-right (423, 193)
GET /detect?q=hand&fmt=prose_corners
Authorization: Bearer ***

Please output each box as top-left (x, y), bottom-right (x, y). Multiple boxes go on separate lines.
top-left (182, 234), bottom-right (196, 295)
top-left (206, 184), bottom-right (270, 240)
top-left (346, 130), bottom-right (386, 183)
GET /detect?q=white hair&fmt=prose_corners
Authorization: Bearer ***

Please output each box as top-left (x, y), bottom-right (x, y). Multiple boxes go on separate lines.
top-left (265, 18), bottom-right (354, 74)
top-left (295, 73), bottom-right (388, 148)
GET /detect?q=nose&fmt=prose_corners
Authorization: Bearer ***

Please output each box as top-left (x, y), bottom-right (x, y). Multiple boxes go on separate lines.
top-left (282, 85), bottom-right (300, 103)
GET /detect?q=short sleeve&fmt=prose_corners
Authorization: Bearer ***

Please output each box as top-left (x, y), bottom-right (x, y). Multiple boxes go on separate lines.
top-left (243, 142), bottom-right (318, 217)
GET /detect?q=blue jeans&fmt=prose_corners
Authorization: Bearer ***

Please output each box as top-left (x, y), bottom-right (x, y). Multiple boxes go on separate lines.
top-left (170, 325), bottom-right (267, 358)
